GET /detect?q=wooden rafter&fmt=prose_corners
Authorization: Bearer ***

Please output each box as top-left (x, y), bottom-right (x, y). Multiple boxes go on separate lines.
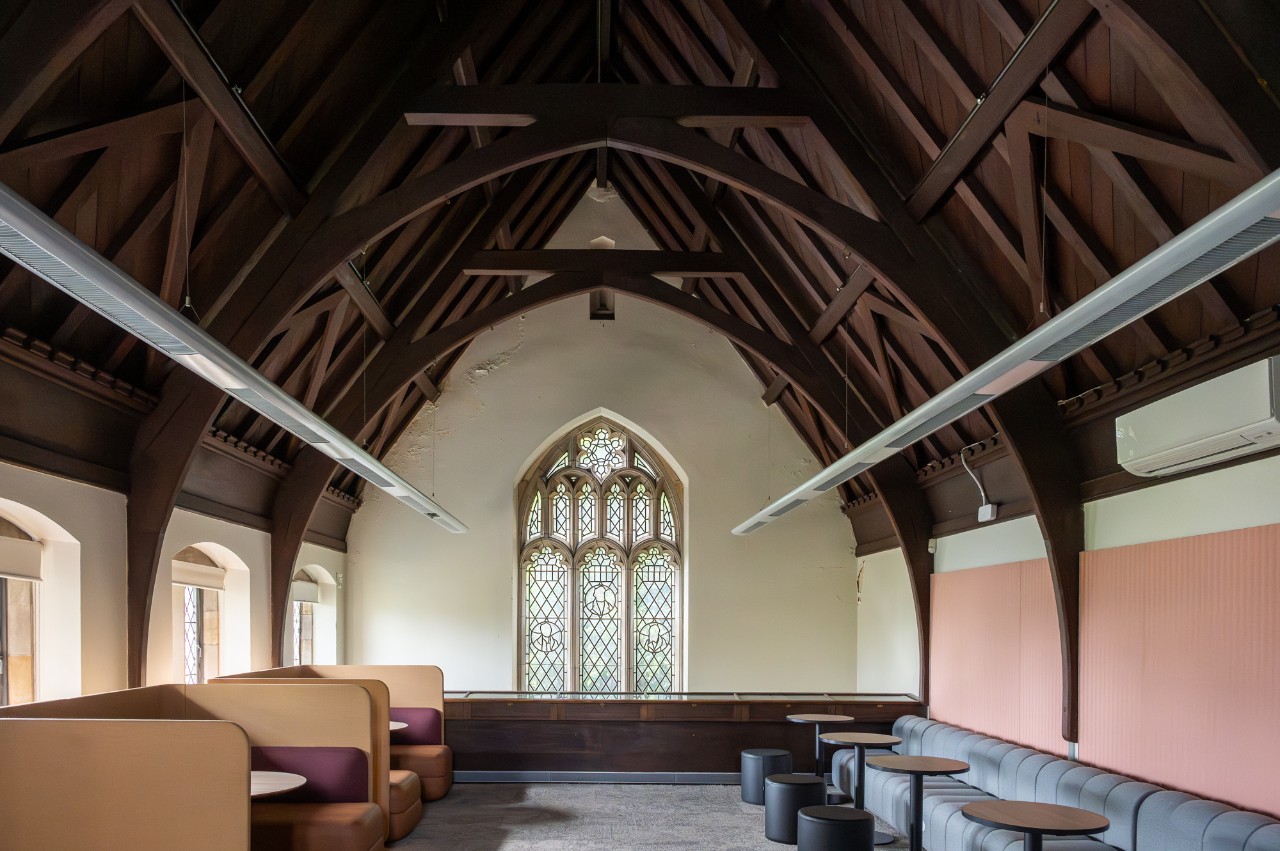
top-left (132, 0), bottom-right (307, 215)
top-left (404, 84), bottom-right (813, 127)
top-left (905, 0), bottom-right (1095, 219)
top-left (462, 249), bottom-right (744, 277)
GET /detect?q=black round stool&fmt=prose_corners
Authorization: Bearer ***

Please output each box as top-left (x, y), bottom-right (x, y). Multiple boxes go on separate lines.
top-left (797, 805), bottom-right (875, 851)
top-left (742, 749), bottom-right (793, 804)
top-left (765, 773), bottom-right (827, 844)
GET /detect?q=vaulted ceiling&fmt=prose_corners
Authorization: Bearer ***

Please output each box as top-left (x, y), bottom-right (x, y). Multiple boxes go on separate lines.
top-left (2, 0), bottom-right (1280, 707)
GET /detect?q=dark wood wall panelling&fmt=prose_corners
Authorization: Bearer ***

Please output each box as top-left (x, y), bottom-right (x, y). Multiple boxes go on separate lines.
top-left (445, 697), bottom-right (924, 773)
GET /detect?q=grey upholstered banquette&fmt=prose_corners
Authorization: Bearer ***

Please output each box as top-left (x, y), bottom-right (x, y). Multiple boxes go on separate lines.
top-left (831, 717), bottom-right (1279, 851)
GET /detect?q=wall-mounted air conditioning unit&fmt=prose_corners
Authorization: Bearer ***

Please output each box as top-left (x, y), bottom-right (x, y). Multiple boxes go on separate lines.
top-left (1116, 356), bottom-right (1280, 477)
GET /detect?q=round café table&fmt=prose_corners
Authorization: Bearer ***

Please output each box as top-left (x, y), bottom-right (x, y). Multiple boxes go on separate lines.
top-left (787, 714), bottom-right (854, 778)
top-left (250, 770), bottom-right (306, 799)
top-left (866, 754), bottom-right (969, 851)
top-left (962, 800), bottom-right (1109, 851)
top-left (820, 731), bottom-right (902, 845)
top-left (787, 713), bottom-right (854, 805)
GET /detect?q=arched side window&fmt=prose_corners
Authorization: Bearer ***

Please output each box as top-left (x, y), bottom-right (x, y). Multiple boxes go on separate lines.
top-left (517, 420), bottom-right (683, 693)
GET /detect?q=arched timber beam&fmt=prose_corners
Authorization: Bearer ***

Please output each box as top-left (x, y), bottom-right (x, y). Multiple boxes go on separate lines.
top-left (0, 0), bottom-right (130, 143)
top-left (330, 270), bottom-right (855, 438)
top-left (706, 0), bottom-right (1085, 739)
top-left (125, 73), bottom-right (956, 687)
top-left (121, 0), bottom-right (512, 686)
top-left (1088, 0), bottom-right (1276, 172)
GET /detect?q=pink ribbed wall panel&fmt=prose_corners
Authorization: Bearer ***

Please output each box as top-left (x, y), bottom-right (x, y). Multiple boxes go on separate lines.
top-left (1080, 524), bottom-right (1280, 817)
top-left (930, 560), bottom-right (1066, 755)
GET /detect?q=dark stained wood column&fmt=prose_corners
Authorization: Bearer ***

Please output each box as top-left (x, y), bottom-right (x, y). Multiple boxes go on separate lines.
top-left (269, 447), bottom-right (337, 665)
top-left (991, 386), bottom-right (1085, 741)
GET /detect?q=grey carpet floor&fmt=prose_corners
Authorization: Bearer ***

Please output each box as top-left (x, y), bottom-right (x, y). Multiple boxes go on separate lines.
top-left (392, 783), bottom-right (908, 850)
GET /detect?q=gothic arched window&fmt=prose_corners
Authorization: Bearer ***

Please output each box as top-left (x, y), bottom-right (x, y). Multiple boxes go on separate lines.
top-left (517, 420), bottom-right (683, 693)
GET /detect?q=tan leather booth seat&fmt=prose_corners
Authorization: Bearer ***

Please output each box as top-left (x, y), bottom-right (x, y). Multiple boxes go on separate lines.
top-left (223, 665), bottom-right (454, 803)
top-left (251, 802), bottom-right (383, 851)
top-left (388, 769), bottom-right (424, 840)
top-left (391, 744), bottom-right (453, 801)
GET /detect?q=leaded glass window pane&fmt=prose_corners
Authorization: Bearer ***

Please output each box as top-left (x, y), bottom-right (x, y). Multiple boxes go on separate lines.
top-left (182, 585), bottom-right (201, 685)
top-left (550, 483), bottom-right (571, 543)
top-left (634, 453), bottom-right (658, 478)
top-left (547, 452), bottom-right (570, 476)
top-left (577, 483), bottom-right (596, 545)
top-left (605, 484), bottom-right (625, 542)
top-left (578, 427), bottom-right (626, 480)
top-left (633, 546), bottom-right (677, 693)
top-left (525, 492), bottom-right (542, 543)
top-left (578, 547), bottom-right (623, 692)
top-left (660, 492), bottom-right (676, 541)
top-left (632, 483), bottom-right (652, 541)
top-left (522, 547), bottom-right (568, 691)
top-left (293, 600), bottom-right (313, 665)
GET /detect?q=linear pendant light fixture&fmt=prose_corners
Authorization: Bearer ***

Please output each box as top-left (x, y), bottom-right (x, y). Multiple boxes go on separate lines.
top-left (0, 181), bottom-right (467, 533)
top-left (735, 167), bottom-right (1280, 535)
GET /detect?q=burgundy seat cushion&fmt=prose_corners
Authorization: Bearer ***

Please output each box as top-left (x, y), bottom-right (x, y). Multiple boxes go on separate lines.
top-left (390, 707), bottom-right (442, 746)
top-left (251, 746), bottom-right (368, 804)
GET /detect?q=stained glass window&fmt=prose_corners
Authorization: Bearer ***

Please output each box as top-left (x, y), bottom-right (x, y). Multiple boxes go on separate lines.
top-left (632, 483), bottom-right (652, 541)
top-left (519, 419), bottom-right (683, 693)
top-left (578, 427), bottom-right (626, 480)
top-left (577, 483), bottom-right (596, 545)
top-left (550, 483), bottom-right (571, 542)
top-left (525, 492), bottom-right (542, 543)
top-left (578, 547), bottom-right (623, 691)
top-left (605, 484), bottom-right (625, 542)
top-left (522, 546), bottom-right (569, 692)
top-left (633, 546), bottom-right (677, 693)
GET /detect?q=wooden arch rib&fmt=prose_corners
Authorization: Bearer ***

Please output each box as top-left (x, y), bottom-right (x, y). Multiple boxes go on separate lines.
top-left (336, 271), bottom-right (852, 436)
top-left (127, 63), bottom-right (1069, 691)
top-left (125, 110), bottom-right (973, 685)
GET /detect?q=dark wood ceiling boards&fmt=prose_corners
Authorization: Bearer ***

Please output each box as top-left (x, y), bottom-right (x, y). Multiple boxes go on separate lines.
top-left (2, 0), bottom-right (1280, 719)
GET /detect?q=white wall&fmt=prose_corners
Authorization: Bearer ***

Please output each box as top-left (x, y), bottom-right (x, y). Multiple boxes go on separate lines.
top-left (854, 547), bottom-right (920, 695)
top-left (0, 461), bottom-right (124, 696)
top-left (345, 293), bottom-right (859, 692)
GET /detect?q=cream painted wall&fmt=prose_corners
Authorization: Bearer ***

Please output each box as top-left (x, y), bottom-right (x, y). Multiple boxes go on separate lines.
top-left (345, 293), bottom-right (860, 692)
top-left (298, 542), bottom-right (345, 664)
top-left (933, 515), bottom-right (1047, 573)
top-left (1085, 454), bottom-right (1280, 550)
top-left (147, 510), bottom-right (269, 682)
top-left (854, 547), bottom-right (920, 695)
top-left (0, 460), bottom-right (123, 695)
top-left (925, 453), bottom-right (1280, 571)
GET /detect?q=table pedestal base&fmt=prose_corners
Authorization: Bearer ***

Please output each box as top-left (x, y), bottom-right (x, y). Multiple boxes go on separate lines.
top-left (875, 830), bottom-right (894, 845)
